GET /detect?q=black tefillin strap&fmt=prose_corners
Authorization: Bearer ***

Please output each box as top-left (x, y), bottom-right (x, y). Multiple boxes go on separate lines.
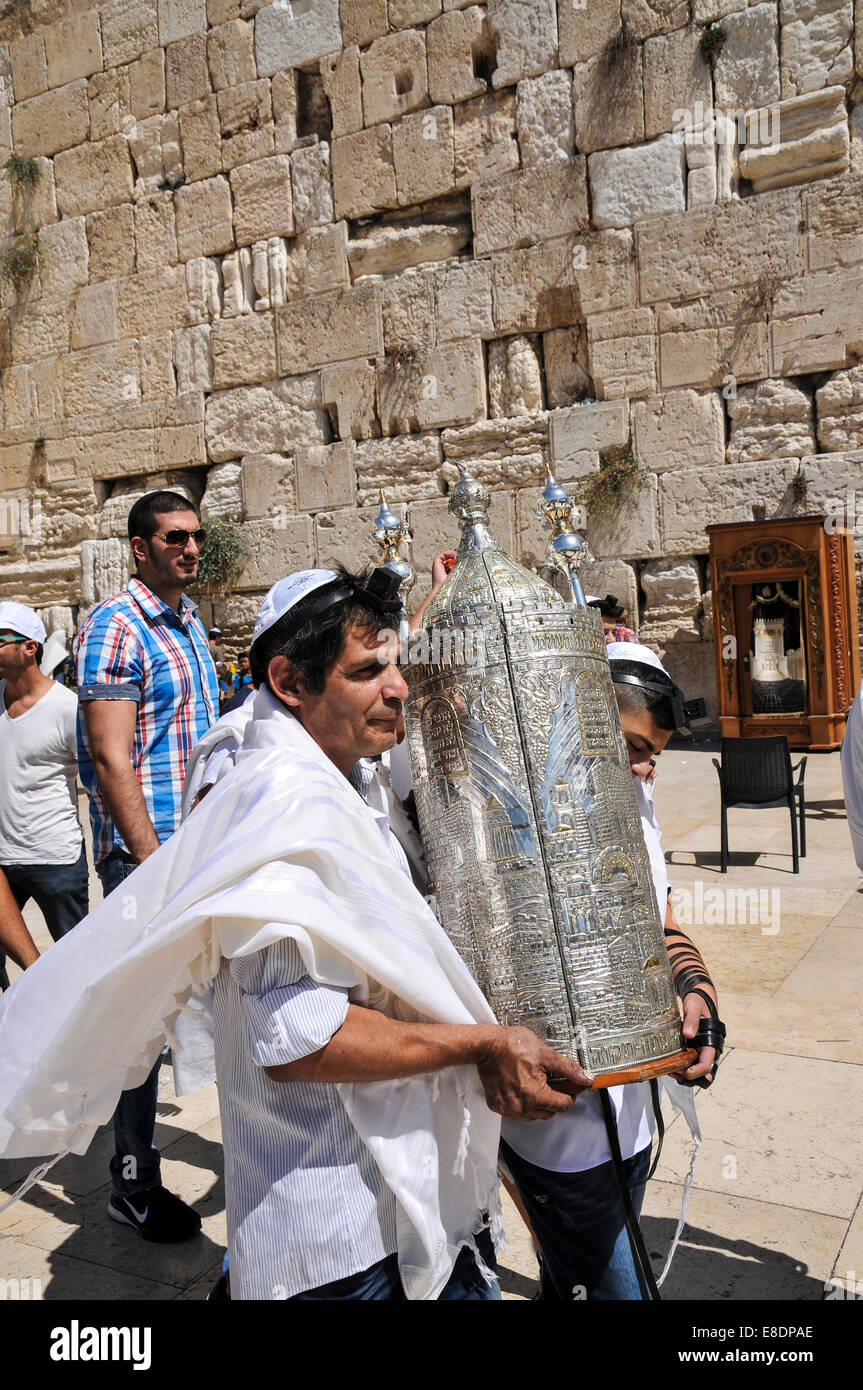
top-left (610, 670), bottom-right (695, 736)
top-left (598, 1091), bottom-right (662, 1302)
top-left (280, 570), bottom-right (404, 640)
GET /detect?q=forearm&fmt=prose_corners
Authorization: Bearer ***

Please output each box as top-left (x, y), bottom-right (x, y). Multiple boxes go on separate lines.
top-left (0, 874), bottom-right (39, 969)
top-left (664, 903), bottom-right (718, 1008)
top-left (92, 755), bottom-right (160, 862)
top-left (265, 1004), bottom-right (499, 1084)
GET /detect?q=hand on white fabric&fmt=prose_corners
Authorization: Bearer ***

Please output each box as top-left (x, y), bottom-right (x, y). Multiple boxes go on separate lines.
top-left (475, 1026), bottom-right (594, 1121)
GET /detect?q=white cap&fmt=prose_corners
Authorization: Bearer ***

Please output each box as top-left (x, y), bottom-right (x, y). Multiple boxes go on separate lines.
top-left (252, 569), bottom-right (338, 647)
top-left (607, 640), bottom-right (670, 680)
top-left (40, 629), bottom-right (69, 676)
top-left (0, 601), bottom-right (46, 645)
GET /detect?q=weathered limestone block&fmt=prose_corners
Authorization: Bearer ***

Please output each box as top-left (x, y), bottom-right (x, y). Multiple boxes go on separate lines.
top-left (231, 155), bottom-right (293, 245)
top-left (44, 13), bottom-right (103, 89)
top-left (331, 126), bottom-right (398, 219)
top-left (427, 6), bottom-right (488, 105)
top-left (409, 490), bottom-right (515, 581)
top-left (643, 24), bottom-right (711, 139)
top-left (780, 0), bottom-right (853, 98)
top-left (176, 175), bottom-right (235, 258)
top-left (235, 514), bottom-right (314, 589)
top-left (9, 32), bottom-right (47, 102)
top-left (129, 49), bottom-right (167, 120)
top-left (487, 335), bottom-right (543, 418)
top-left (453, 90), bottom-right (519, 187)
top-left (580, 560), bottom-right (640, 629)
top-left (289, 143), bottom-right (333, 230)
top-left (321, 359), bottom-right (380, 440)
top-left (489, 238), bottom-right (580, 336)
top-left (88, 68), bottom-right (131, 140)
top-left (472, 160), bottom-right (588, 256)
top-left (208, 18), bottom-right (257, 90)
top-left (771, 265), bottom-right (863, 373)
top-left (488, 0), bottom-right (557, 87)
top-left (549, 401), bottom-right (629, 478)
top-left (135, 192), bottom-right (179, 271)
top-left (71, 282), bottom-right (118, 352)
top-left (341, 0), bottom-right (389, 46)
top-left (639, 556), bottom-right (702, 643)
top-left (739, 87), bottom-right (849, 193)
top-left (81, 538), bottom-right (130, 605)
top-left (241, 451), bottom-right (296, 518)
top-left (692, 0), bottom-right (752, 17)
top-left (516, 70), bottom-right (574, 166)
top-left (381, 271), bottom-right (436, 352)
top-left (390, 0), bottom-right (441, 25)
top-left (804, 175), bottom-right (863, 271)
top-left (101, 0), bottom-right (159, 68)
top-left (434, 260), bottom-right (493, 341)
top-left (558, 0), bottom-right (620, 67)
top-left (52, 136), bottom-right (134, 220)
top-left (586, 471), bottom-right (659, 562)
top-left (276, 284), bottom-right (383, 374)
top-left (175, 324), bottom-right (215, 392)
top-left (160, 0), bottom-right (208, 45)
top-left (254, 0), bottom-right (341, 77)
top-left (10, 298), bottom-right (70, 366)
top-left (2, 359), bottom-right (64, 427)
top-left (659, 460), bottom-right (795, 555)
top-left (361, 29), bottom-right (428, 127)
top-left (683, 115), bottom-right (720, 208)
top-left (441, 414), bottom-right (549, 489)
top-left (7, 156), bottom-right (56, 234)
top-left (272, 69), bottom-right (298, 153)
top-left (200, 459), bottom-right (243, 518)
top-left (377, 340), bottom-right (486, 433)
top-left (543, 326), bottom-right (592, 408)
top-left (621, 0), bottom-right (690, 40)
top-left (590, 133), bottom-right (685, 229)
top-left (726, 378), bottom-right (815, 463)
top-left (217, 79), bottom-right (274, 170)
top-left (633, 389), bottom-right (725, 473)
top-left (211, 311), bottom-right (278, 388)
top-left (320, 47), bottom-right (362, 137)
top-left (354, 432), bottom-right (444, 504)
top-left (205, 379), bottom-right (329, 460)
top-left (315, 502), bottom-right (404, 571)
top-left (816, 364), bottom-right (863, 450)
top-left (186, 255), bottom-right (223, 322)
top-left (295, 438), bottom-right (357, 510)
top-left (166, 33), bottom-right (212, 109)
top-left (63, 342), bottom-right (141, 418)
top-left (179, 96), bottom-right (222, 181)
top-left (86, 205), bottom-right (136, 282)
top-left (573, 45), bottom-right (645, 155)
top-left (285, 222), bottom-right (350, 299)
top-left (129, 113), bottom-right (184, 191)
top-left (657, 288), bottom-right (769, 389)
top-left (38, 218), bottom-right (89, 301)
top-left (36, 602), bottom-right (77, 641)
top-left (347, 218), bottom-right (470, 278)
top-left (636, 188), bottom-right (802, 302)
top-left (714, 3), bottom-right (781, 109)
top-left (588, 307), bottom-right (657, 399)
top-left (393, 105), bottom-right (455, 205)
top-left (11, 81), bottom-right (89, 157)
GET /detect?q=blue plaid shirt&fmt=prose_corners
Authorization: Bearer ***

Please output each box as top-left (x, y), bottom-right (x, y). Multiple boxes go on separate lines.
top-left (75, 577), bottom-right (218, 864)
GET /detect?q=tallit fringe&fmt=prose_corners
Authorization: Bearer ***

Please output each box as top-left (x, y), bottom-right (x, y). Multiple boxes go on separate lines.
top-left (0, 1150), bottom-right (69, 1214)
top-left (656, 1078), bottom-right (702, 1287)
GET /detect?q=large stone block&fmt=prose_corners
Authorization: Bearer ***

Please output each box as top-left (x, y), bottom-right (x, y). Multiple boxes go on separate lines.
top-left (390, 0), bottom-right (441, 25)
top-left (588, 306), bottom-right (658, 399)
top-left (135, 192), bottom-right (179, 271)
top-left (393, 105), bottom-right (455, 205)
top-left (272, 69), bottom-right (298, 153)
top-left (780, 0), bottom-right (853, 99)
top-left (441, 414), bottom-right (549, 490)
top-left (71, 282), bottom-right (118, 350)
top-left (714, 2), bottom-right (781, 109)
top-left (348, 218), bottom-right (471, 279)
top-left (10, 32), bottom-right (47, 102)
top-left (550, 400), bottom-right (630, 473)
top-left (276, 284), bottom-right (383, 374)
top-left (285, 221), bottom-right (350, 299)
top-left (290, 142), bottom-right (333, 230)
top-left (636, 188), bottom-right (802, 302)
top-left (231, 155), bottom-right (293, 245)
top-left (361, 29), bottom-right (428, 126)
top-left (726, 377), bottom-right (815, 462)
top-left (295, 438), bottom-right (357, 510)
top-left (771, 265), bottom-right (863, 373)
top-left (186, 255), bottom-right (223, 323)
top-left (88, 68), bottom-right (132, 140)
top-left (488, 335), bottom-right (543, 418)
top-left (585, 470), bottom-right (660, 562)
top-left (580, 559), bottom-right (639, 627)
top-left (315, 502), bottom-right (404, 572)
top-left (115, 266), bottom-right (188, 338)
top-left (200, 459), bottom-right (243, 519)
top-left (129, 113), bottom-right (184, 192)
top-left (37, 218), bottom-right (89, 301)
top-left (643, 23), bottom-right (711, 138)
top-left (131, 49), bottom-right (167, 120)
top-left (11, 81), bottom-right (89, 158)
top-left (174, 323), bottom-right (215, 392)
top-left (235, 514), bottom-right (314, 589)
top-left (543, 325), bottom-right (592, 408)
top-left (589, 133), bottom-right (685, 229)
top-left (804, 175), bottom-right (863, 272)
top-left (101, 0), bottom-right (159, 68)
top-left (557, 0), bottom-right (620, 66)
top-left (516, 70), bottom-right (574, 166)
top-left (340, 0), bottom-right (389, 47)
top-left (63, 342), bottom-right (141, 418)
top-left (488, 0), bottom-right (558, 87)
top-left (377, 339), bottom-right (486, 433)
top-left (739, 87), bottom-right (849, 193)
top-left (166, 33), bottom-right (212, 109)
top-left (489, 238), bottom-right (578, 336)
top-left (621, 0), bottom-right (690, 40)
top-left (639, 556), bottom-right (703, 644)
top-left (434, 260), bottom-right (493, 341)
top-left (320, 46), bottom-right (363, 137)
top-left (205, 379), bottom-right (329, 461)
top-left (331, 125), bottom-right (398, 218)
top-left (211, 311), bottom-right (278, 388)
top-left (217, 79), bottom-right (274, 170)
top-left (254, 0), bottom-right (341, 76)
top-left (44, 13), bottom-right (103, 89)
top-left (381, 271), bottom-right (436, 352)
top-left (178, 96), bottom-right (222, 182)
top-left (87, 205), bottom-right (136, 282)
top-left (573, 45), bottom-right (645, 154)
top-left (656, 287), bottom-right (770, 389)
top-left (207, 18), bottom-right (257, 91)
top-left (176, 175), bottom-right (235, 258)
top-left (321, 358), bottom-right (380, 439)
top-left (816, 363), bottom-right (863, 450)
top-left (354, 432), bottom-right (444, 503)
top-left (659, 460), bottom-right (796, 554)
top-left (633, 388), bottom-right (726, 473)
top-left (2, 359), bottom-right (64, 428)
top-left (53, 137), bottom-right (134, 219)
top-left (453, 90), bottom-right (519, 187)
top-left (160, 0), bottom-right (208, 45)
top-left (472, 160), bottom-right (588, 256)
top-left (241, 451), bottom-right (296, 519)
top-left (427, 6), bottom-right (488, 105)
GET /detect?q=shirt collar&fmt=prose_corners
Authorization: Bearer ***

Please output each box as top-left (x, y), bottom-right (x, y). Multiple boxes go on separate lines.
top-left (126, 575), bottom-right (199, 625)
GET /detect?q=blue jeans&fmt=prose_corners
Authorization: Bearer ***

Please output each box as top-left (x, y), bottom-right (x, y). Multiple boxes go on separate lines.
top-left (0, 847), bottom-right (90, 989)
top-left (289, 1227), bottom-right (500, 1301)
top-left (98, 848), bottom-right (162, 1198)
top-left (501, 1139), bottom-right (652, 1301)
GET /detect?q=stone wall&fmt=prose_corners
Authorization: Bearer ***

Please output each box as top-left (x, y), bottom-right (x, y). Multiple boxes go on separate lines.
top-left (1, 0), bottom-right (863, 717)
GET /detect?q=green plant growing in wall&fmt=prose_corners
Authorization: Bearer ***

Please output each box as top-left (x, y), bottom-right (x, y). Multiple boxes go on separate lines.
top-left (571, 444), bottom-right (649, 523)
top-left (1, 233), bottom-right (40, 292)
top-left (699, 23), bottom-right (727, 68)
top-left (194, 515), bottom-right (250, 595)
top-left (4, 155), bottom-right (40, 189)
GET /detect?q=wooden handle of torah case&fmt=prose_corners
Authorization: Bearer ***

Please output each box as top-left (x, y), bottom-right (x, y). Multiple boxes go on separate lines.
top-left (588, 1047), bottom-right (699, 1089)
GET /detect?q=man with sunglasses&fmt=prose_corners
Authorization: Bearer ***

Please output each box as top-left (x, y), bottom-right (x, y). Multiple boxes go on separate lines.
top-left (74, 489), bottom-right (218, 1244)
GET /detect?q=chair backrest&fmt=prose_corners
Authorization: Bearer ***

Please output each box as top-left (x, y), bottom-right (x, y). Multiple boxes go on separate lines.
top-left (719, 736), bottom-right (793, 803)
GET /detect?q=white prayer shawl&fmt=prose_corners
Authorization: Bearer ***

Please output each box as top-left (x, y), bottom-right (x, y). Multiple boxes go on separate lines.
top-left (0, 689), bottom-right (501, 1299)
top-left (179, 688), bottom-right (255, 819)
top-left (841, 679), bottom-right (863, 873)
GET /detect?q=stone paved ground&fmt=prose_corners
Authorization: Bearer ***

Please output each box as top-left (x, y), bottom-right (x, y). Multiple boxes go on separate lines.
top-left (1, 745), bottom-right (861, 1301)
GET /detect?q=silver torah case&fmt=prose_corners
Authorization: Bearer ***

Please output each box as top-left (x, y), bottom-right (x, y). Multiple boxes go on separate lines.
top-left (403, 472), bottom-right (692, 1085)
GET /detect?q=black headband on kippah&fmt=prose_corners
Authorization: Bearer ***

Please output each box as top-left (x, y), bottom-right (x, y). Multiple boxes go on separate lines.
top-left (610, 662), bottom-right (700, 737)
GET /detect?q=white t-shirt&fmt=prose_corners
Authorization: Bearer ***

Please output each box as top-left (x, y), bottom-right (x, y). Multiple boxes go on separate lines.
top-left (0, 681), bottom-right (83, 865)
top-left (501, 776), bottom-right (668, 1173)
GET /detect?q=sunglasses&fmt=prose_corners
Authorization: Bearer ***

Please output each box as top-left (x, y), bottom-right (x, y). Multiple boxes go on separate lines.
top-left (152, 528), bottom-right (208, 548)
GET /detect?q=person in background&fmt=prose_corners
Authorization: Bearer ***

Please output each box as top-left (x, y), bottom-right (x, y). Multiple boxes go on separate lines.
top-left (208, 628), bottom-right (225, 666)
top-left (74, 489), bottom-right (218, 1244)
top-left (0, 865), bottom-right (40, 987)
top-left (586, 594), bottom-right (638, 644)
top-left (237, 652), bottom-right (253, 690)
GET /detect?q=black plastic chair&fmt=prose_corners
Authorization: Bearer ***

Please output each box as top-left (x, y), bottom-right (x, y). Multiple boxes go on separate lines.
top-left (712, 736), bottom-right (807, 873)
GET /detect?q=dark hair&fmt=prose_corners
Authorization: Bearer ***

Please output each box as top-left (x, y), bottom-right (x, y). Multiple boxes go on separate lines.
top-left (240, 651), bottom-right (250, 660)
top-left (589, 593), bottom-right (625, 622)
top-left (33, 641), bottom-right (43, 666)
top-left (250, 566), bottom-right (395, 695)
top-left (127, 491), bottom-right (199, 544)
top-left (610, 658), bottom-right (677, 732)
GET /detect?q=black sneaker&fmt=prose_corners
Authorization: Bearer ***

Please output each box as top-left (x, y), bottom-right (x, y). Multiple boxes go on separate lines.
top-left (108, 1187), bottom-right (203, 1243)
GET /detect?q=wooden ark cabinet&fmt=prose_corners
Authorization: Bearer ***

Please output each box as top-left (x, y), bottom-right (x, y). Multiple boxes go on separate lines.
top-left (708, 517), bottom-right (860, 750)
